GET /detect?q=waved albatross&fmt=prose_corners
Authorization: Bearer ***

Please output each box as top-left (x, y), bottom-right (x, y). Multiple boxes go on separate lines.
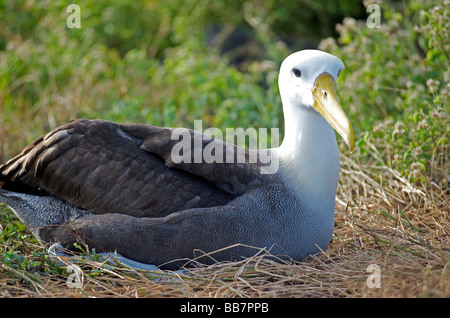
top-left (0, 50), bottom-right (354, 269)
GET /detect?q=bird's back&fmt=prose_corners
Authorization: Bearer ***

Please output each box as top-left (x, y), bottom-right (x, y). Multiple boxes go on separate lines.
top-left (0, 119), bottom-right (235, 219)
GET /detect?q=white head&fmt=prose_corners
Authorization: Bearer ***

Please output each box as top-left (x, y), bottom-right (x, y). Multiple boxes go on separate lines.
top-left (278, 50), bottom-right (354, 151)
top-left (276, 50), bottom-right (354, 209)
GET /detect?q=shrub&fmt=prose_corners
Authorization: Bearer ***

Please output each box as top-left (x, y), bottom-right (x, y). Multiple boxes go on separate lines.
top-left (319, 0), bottom-right (449, 189)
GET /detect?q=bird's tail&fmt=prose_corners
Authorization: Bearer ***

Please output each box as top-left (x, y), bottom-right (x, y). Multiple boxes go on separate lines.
top-left (0, 188), bottom-right (90, 241)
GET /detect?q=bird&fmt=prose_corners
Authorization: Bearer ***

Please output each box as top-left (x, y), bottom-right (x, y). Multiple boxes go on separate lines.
top-left (0, 50), bottom-right (354, 269)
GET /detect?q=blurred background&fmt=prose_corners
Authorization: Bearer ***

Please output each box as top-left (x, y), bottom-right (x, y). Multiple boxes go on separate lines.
top-left (0, 0), bottom-right (448, 174)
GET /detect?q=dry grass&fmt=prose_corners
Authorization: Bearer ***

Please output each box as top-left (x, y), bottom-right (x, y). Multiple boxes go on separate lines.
top-left (1, 148), bottom-right (448, 298)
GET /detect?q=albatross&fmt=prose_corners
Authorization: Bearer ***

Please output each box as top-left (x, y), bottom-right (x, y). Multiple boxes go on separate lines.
top-left (0, 50), bottom-right (354, 269)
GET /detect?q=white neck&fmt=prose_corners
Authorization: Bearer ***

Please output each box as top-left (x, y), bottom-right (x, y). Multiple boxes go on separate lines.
top-left (277, 102), bottom-right (340, 207)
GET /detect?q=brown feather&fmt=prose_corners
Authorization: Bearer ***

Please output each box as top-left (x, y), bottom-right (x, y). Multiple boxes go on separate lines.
top-left (0, 119), bottom-right (235, 218)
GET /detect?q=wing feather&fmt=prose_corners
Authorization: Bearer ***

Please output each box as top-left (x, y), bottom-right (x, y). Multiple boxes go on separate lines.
top-left (119, 124), bottom-right (278, 195)
top-left (0, 119), bottom-right (234, 218)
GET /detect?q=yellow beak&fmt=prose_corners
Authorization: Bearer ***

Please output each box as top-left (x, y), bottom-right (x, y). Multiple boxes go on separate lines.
top-left (312, 73), bottom-right (354, 152)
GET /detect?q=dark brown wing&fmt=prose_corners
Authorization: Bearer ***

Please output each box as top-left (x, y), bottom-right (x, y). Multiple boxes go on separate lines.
top-left (121, 124), bottom-right (277, 196)
top-left (0, 119), bottom-right (234, 218)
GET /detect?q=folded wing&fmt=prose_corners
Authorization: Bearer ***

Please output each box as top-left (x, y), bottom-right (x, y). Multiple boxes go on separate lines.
top-left (0, 119), bottom-right (240, 218)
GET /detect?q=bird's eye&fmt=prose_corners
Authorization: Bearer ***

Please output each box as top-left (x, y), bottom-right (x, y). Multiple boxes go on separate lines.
top-left (293, 68), bottom-right (302, 78)
top-left (337, 69), bottom-right (341, 77)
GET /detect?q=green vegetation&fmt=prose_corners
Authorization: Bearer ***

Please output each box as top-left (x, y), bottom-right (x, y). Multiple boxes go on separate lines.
top-left (0, 0), bottom-right (448, 297)
top-left (323, 0), bottom-right (449, 188)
